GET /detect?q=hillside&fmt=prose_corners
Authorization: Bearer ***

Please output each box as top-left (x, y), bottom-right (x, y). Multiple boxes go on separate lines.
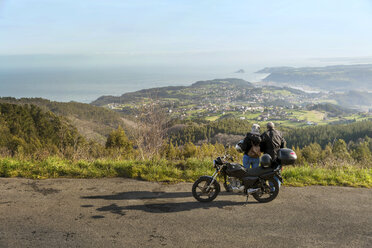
top-left (0, 103), bottom-right (83, 156)
top-left (167, 116), bottom-right (372, 148)
top-left (306, 103), bottom-right (354, 116)
top-left (91, 78), bottom-right (255, 106)
top-left (91, 78), bottom-right (320, 119)
top-left (90, 77), bottom-right (371, 129)
top-left (285, 120), bottom-right (372, 149)
top-left (330, 91), bottom-right (372, 110)
top-left (0, 102), bottom-right (371, 187)
top-left (258, 64), bottom-right (372, 91)
top-left (0, 97), bottom-right (126, 143)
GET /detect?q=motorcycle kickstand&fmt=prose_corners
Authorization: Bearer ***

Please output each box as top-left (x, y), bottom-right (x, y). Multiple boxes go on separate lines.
top-left (245, 194), bottom-right (249, 204)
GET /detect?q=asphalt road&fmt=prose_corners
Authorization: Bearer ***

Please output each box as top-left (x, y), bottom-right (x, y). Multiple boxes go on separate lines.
top-left (0, 178), bottom-right (371, 248)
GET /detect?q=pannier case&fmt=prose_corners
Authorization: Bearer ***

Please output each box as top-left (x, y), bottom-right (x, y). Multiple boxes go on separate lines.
top-left (278, 148), bottom-right (297, 165)
top-left (226, 163), bottom-right (248, 178)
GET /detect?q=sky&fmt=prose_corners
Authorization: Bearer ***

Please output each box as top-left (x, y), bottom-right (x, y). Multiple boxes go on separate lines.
top-left (1, 0), bottom-right (372, 68)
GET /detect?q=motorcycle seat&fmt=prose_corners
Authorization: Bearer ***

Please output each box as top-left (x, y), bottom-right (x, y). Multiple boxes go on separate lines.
top-left (245, 167), bottom-right (273, 177)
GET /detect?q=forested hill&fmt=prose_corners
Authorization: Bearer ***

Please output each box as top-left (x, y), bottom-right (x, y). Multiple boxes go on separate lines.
top-left (0, 97), bottom-right (126, 143)
top-left (285, 120), bottom-right (372, 149)
top-left (257, 64), bottom-right (372, 91)
top-left (91, 78), bottom-right (254, 106)
top-left (306, 103), bottom-right (354, 116)
top-left (167, 117), bottom-right (372, 149)
top-left (331, 91), bottom-right (372, 108)
top-left (0, 103), bottom-right (83, 156)
top-left (0, 102), bottom-right (371, 161)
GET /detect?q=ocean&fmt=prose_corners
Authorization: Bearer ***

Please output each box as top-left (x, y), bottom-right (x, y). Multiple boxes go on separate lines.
top-left (0, 66), bottom-right (267, 103)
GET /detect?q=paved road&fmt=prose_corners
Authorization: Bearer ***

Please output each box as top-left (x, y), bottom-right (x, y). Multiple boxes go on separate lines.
top-left (0, 178), bottom-right (371, 248)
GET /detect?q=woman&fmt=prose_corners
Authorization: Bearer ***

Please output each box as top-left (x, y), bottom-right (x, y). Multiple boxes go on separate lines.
top-left (241, 124), bottom-right (261, 169)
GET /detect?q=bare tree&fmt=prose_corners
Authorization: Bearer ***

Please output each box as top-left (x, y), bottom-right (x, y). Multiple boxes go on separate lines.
top-left (128, 93), bottom-right (169, 160)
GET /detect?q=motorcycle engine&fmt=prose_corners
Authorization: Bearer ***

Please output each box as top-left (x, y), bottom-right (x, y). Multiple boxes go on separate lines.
top-left (228, 177), bottom-right (245, 193)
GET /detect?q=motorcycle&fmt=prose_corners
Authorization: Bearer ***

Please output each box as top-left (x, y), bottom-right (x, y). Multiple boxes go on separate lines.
top-left (192, 148), bottom-right (297, 203)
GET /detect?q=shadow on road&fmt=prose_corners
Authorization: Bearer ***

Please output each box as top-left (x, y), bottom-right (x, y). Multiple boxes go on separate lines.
top-left (124, 200), bottom-right (255, 213)
top-left (91, 200), bottom-right (254, 216)
top-left (82, 191), bottom-right (257, 217)
top-left (82, 190), bottom-right (240, 201)
top-left (81, 191), bottom-right (191, 200)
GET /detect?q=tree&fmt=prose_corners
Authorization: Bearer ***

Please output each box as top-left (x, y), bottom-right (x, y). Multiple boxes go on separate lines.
top-left (129, 101), bottom-right (168, 159)
top-left (183, 142), bottom-right (197, 158)
top-left (292, 146), bottom-right (304, 164)
top-left (332, 139), bottom-right (351, 160)
top-left (352, 141), bottom-right (371, 162)
top-left (106, 126), bottom-right (132, 153)
top-left (301, 143), bottom-right (322, 163)
top-left (321, 143), bottom-right (333, 161)
top-left (160, 142), bottom-right (179, 160)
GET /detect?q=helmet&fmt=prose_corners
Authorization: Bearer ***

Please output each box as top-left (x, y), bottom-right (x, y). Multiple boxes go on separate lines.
top-left (235, 140), bottom-right (244, 153)
top-left (251, 124), bottom-right (260, 135)
top-left (267, 122), bottom-right (275, 130)
top-left (260, 154), bottom-right (272, 168)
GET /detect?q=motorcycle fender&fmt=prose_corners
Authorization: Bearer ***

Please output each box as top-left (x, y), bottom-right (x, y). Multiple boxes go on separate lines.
top-left (199, 176), bottom-right (214, 181)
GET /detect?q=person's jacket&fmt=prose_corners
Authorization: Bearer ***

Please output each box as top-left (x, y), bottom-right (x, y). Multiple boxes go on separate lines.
top-left (260, 129), bottom-right (286, 160)
top-left (241, 132), bottom-right (261, 155)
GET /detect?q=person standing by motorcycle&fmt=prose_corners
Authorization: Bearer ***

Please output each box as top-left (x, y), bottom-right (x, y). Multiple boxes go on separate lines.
top-left (240, 124), bottom-right (261, 169)
top-left (260, 122), bottom-right (286, 160)
top-left (260, 122), bottom-right (286, 188)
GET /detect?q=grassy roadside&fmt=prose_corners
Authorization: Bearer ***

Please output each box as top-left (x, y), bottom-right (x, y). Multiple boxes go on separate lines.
top-left (0, 157), bottom-right (371, 188)
top-left (282, 165), bottom-right (371, 188)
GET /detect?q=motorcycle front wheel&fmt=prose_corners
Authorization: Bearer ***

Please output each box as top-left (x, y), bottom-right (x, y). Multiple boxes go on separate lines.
top-left (192, 177), bottom-right (220, 202)
top-left (252, 177), bottom-right (279, 203)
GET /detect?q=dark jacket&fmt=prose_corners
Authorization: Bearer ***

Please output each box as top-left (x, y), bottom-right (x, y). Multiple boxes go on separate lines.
top-left (241, 132), bottom-right (261, 155)
top-left (260, 129), bottom-right (286, 160)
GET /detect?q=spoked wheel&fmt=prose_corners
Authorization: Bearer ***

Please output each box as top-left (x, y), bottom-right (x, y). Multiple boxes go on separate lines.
top-left (192, 177), bottom-right (220, 202)
top-left (252, 177), bottom-right (279, 203)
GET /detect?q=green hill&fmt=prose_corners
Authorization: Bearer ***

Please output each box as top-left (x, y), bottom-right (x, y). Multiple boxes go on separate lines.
top-left (91, 78), bottom-right (254, 106)
top-left (306, 103), bottom-right (355, 116)
top-left (285, 120), bottom-right (372, 149)
top-left (331, 91), bottom-right (372, 110)
top-left (0, 103), bottom-right (83, 156)
top-left (0, 97), bottom-right (126, 143)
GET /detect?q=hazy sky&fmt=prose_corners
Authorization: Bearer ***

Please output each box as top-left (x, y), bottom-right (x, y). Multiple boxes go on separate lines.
top-left (1, 0), bottom-right (372, 67)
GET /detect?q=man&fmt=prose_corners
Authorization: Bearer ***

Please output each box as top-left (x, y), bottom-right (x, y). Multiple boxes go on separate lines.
top-left (260, 122), bottom-right (286, 188)
top-left (241, 124), bottom-right (261, 169)
top-left (260, 122), bottom-right (286, 161)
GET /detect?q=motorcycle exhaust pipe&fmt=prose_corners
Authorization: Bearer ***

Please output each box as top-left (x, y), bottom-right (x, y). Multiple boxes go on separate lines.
top-left (247, 188), bottom-right (260, 194)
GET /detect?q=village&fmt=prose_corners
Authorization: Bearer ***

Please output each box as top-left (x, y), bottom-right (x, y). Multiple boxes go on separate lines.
top-left (104, 81), bottom-right (372, 127)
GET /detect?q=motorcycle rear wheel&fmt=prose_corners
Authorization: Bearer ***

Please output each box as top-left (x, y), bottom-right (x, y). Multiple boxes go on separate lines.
top-left (192, 177), bottom-right (220, 202)
top-left (252, 178), bottom-right (279, 203)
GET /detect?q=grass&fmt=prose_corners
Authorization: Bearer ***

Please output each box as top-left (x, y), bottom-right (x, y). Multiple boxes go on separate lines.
top-left (315, 99), bottom-right (338, 105)
top-left (243, 112), bottom-right (261, 120)
top-left (262, 89), bottom-right (293, 96)
top-left (290, 110), bottom-right (326, 122)
top-left (0, 157), bottom-right (214, 182)
top-left (0, 157), bottom-right (371, 187)
top-left (283, 165), bottom-right (372, 187)
top-left (276, 120), bottom-right (305, 128)
top-left (205, 115), bottom-right (220, 121)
